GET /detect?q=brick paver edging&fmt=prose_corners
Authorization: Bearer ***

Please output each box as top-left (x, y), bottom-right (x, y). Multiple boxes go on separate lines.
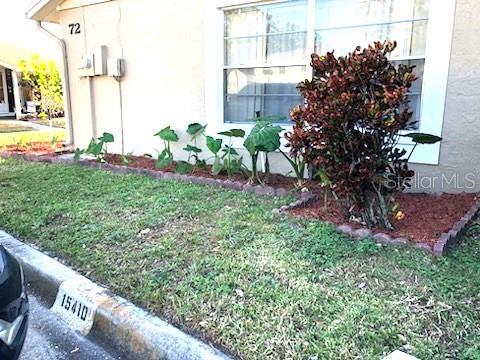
top-left (273, 186), bottom-right (480, 257)
top-left (432, 200), bottom-right (480, 257)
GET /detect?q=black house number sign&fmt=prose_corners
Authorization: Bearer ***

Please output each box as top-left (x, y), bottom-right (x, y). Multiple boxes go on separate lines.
top-left (68, 23), bottom-right (81, 35)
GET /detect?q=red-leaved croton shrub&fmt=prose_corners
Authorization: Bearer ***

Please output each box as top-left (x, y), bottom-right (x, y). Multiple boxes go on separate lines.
top-left (288, 41), bottom-right (439, 230)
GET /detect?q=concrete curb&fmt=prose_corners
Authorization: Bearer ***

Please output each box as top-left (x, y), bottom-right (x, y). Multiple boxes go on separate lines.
top-left (0, 230), bottom-right (231, 360)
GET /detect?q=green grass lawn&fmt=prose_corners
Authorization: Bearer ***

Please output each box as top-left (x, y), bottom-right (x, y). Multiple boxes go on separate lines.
top-left (0, 123), bottom-right (35, 133)
top-left (0, 129), bottom-right (66, 146)
top-left (0, 158), bottom-right (479, 359)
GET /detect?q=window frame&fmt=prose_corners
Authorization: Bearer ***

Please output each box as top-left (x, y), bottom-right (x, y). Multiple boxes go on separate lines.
top-left (204, 0), bottom-right (456, 164)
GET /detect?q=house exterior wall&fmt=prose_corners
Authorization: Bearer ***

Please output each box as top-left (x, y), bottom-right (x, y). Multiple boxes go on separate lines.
top-left (411, 0), bottom-right (480, 193)
top-left (59, 0), bottom-right (205, 157)
top-left (57, 0), bottom-right (479, 193)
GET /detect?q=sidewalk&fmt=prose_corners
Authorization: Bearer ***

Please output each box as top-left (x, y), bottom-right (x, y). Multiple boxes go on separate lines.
top-left (0, 119), bottom-right (57, 131)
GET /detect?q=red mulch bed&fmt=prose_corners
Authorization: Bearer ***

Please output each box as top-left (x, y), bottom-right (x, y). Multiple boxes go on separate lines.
top-left (1, 142), bottom-right (67, 156)
top-left (290, 192), bottom-right (477, 245)
top-left (103, 153), bottom-right (321, 192)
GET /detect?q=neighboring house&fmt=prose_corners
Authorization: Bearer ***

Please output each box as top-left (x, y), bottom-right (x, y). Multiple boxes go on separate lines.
top-left (26, 0), bottom-right (480, 192)
top-left (0, 44), bottom-right (28, 120)
top-left (0, 43), bottom-right (49, 120)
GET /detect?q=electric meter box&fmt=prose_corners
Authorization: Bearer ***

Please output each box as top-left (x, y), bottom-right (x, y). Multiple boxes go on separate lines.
top-left (107, 58), bottom-right (125, 78)
top-left (94, 46), bottom-right (108, 76)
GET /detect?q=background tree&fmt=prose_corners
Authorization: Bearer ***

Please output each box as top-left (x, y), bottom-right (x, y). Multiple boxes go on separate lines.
top-left (19, 54), bottom-right (63, 125)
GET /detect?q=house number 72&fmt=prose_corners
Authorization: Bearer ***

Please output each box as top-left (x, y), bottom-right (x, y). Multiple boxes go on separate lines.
top-left (68, 23), bottom-right (81, 35)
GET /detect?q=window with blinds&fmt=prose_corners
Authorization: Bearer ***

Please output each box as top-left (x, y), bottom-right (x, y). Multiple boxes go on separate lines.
top-left (223, 0), bottom-right (429, 127)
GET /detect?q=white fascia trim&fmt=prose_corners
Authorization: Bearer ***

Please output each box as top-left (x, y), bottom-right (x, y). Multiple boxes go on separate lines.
top-left (0, 61), bottom-right (19, 72)
top-left (57, 0), bottom-right (113, 11)
top-left (26, 0), bottom-right (50, 18)
top-left (204, 0), bottom-right (457, 163)
top-left (25, 0), bottom-right (62, 21)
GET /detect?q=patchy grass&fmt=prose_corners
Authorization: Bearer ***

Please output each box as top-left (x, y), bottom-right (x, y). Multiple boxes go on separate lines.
top-left (0, 158), bottom-right (479, 359)
top-left (0, 124), bottom-right (35, 133)
top-left (32, 117), bottom-right (66, 129)
top-left (0, 129), bottom-right (66, 146)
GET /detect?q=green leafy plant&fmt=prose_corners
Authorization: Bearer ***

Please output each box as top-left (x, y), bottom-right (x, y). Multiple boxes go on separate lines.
top-left (185, 123), bottom-right (207, 170)
top-left (243, 120), bottom-right (283, 183)
top-left (279, 150), bottom-right (307, 188)
top-left (15, 138), bottom-right (27, 151)
top-left (49, 135), bottom-right (59, 151)
top-left (317, 168), bottom-right (331, 209)
top-left (119, 153), bottom-right (132, 165)
top-left (282, 106), bottom-right (311, 188)
top-left (402, 132), bottom-right (443, 161)
top-left (218, 129), bottom-right (245, 177)
top-left (73, 148), bottom-right (84, 161)
top-left (74, 132), bottom-right (115, 161)
top-left (206, 136), bottom-right (223, 175)
top-left (187, 123), bottom-right (207, 140)
top-left (154, 126), bottom-right (178, 169)
top-left (175, 160), bottom-right (193, 174)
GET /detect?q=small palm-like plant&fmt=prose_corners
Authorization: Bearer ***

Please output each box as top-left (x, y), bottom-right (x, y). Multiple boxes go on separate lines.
top-left (154, 126), bottom-right (178, 169)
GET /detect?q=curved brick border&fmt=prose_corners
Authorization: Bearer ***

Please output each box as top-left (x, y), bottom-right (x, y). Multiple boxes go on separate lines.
top-left (0, 153), bottom-right (293, 198)
top-left (272, 192), bottom-right (317, 215)
top-left (272, 181), bottom-right (480, 257)
top-left (335, 224), bottom-right (433, 253)
top-left (432, 200), bottom-right (480, 257)
top-left (334, 203), bottom-right (479, 256)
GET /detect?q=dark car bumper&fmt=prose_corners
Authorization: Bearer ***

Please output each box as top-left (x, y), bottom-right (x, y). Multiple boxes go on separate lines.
top-left (0, 245), bottom-right (29, 360)
top-left (0, 310), bottom-right (28, 360)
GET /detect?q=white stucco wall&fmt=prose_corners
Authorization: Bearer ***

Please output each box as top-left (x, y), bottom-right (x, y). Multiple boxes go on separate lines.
top-left (59, 0), bottom-right (205, 157)
top-left (56, 0), bottom-right (480, 193)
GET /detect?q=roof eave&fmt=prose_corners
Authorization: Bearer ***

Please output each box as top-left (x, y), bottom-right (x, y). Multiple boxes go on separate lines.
top-left (25, 0), bottom-right (62, 23)
top-left (0, 61), bottom-right (19, 72)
